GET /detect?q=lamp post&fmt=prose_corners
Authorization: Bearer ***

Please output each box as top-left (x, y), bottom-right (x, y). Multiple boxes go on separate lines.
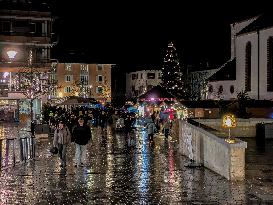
top-left (222, 114), bottom-right (237, 143)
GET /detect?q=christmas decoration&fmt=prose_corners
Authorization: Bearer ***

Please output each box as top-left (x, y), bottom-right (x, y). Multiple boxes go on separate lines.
top-left (161, 41), bottom-right (185, 99)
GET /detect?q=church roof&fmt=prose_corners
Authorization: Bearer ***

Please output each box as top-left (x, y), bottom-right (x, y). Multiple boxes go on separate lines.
top-left (237, 13), bottom-right (273, 35)
top-left (208, 58), bottom-right (236, 82)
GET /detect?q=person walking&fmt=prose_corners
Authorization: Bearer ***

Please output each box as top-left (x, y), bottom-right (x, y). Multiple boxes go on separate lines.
top-left (99, 111), bottom-right (107, 132)
top-left (163, 119), bottom-right (171, 138)
top-left (53, 121), bottom-right (72, 168)
top-left (124, 114), bottom-right (133, 147)
top-left (72, 117), bottom-right (92, 167)
top-left (146, 118), bottom-right (156, 142)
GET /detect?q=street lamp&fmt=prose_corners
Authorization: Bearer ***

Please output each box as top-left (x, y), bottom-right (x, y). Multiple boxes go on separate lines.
top-left (7, 50), bottom-right (18, 60)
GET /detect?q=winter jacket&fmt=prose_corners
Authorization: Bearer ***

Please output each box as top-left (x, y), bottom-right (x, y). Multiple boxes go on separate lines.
top-left (53, 126), bottom-right (71, 147)
top-left (146, 122), bottom-right (156, 135)
top-left (72, 125), bottom-right (92, 145)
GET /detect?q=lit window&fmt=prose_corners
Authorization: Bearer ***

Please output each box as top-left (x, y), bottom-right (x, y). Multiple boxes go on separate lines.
top-left (80, 75), bottom-right (89, 85)
top-left (65, 64), bottom-right (72, 71)
top-left (96, 86), bottom-right (103, 93)
top-left (65, 75), bottom-right (72, 82)
top-left (64, 86), bottom-right (71, 93)
top-left (80, 64), bottom-right (88, 73)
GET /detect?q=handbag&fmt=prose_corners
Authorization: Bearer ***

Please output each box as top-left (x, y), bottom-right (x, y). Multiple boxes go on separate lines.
top-left (50, 147), bottom-right (58, 154)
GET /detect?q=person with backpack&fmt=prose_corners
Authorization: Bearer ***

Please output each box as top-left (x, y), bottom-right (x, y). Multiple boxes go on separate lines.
top-left (53, 121), bottom-right (72, 168)
top-left (72, 117), bottom-right (92, 167)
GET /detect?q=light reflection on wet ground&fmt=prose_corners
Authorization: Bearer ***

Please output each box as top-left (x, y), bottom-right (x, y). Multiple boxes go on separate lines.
top-left (0, 125), bottom-right (273, 204)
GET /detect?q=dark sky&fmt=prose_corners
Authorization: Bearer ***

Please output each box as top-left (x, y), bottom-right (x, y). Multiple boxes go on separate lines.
top-left (51, 1), bottom-right (268, 71)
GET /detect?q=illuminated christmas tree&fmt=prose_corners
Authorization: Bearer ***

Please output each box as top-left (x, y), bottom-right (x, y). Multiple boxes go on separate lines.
top-left (161, 41), bottom-right (184, 98)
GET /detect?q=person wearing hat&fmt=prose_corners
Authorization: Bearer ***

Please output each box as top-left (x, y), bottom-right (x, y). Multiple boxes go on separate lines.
top-left (72, 117), bottom-right (92, 167)
top-left (53, 121), bottom-right (72, 167)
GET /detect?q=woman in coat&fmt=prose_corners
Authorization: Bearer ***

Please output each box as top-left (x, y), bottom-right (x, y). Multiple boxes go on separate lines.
top-left (53, 121), bottom-right (72, 167)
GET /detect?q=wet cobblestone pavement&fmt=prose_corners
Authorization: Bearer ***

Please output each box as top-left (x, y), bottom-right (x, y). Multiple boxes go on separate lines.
top-left (1, 125), bottom-right (273, 204)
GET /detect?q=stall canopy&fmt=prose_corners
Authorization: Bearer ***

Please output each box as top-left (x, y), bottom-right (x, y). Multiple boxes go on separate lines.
top-left (138, 85), bottom-right (177, 102)
top-left (59, 96), bottom-right (97, 106)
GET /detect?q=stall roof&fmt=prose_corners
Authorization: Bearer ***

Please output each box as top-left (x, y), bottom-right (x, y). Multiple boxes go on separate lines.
top-left (59, 96), bottom-right (97, 105)
top-left (138, 85), bottom-right (176, 101)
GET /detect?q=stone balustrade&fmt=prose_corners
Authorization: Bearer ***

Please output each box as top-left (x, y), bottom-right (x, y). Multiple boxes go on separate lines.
top-left (195, 118), bottom-right (273, 137)
top-left (179, 120), bottom-right (247, 180)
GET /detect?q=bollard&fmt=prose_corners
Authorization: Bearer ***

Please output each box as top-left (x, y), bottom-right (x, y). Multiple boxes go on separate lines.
top-left (0, 136), bottom-right (36, 169)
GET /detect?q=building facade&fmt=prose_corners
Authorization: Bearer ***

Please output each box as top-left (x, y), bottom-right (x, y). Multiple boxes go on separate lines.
top-left (126, 70), bottom-right (162, 98)
top-left (186, 64), bottom-right (218, 100)
top-left (51, 63), bottom-right (112, 103)
top-left (0, 2), bottom-right (55, 121)
top-left (207, 14), bottom-right (273, 100)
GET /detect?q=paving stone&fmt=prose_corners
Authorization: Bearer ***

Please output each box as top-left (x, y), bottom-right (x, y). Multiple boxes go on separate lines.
top-left (0, 125), bottom-right (273, 204)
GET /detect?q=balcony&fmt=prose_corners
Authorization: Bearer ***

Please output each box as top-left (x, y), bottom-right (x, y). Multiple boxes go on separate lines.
top-left (0, 60), bottom-right (52, 72)
top-left (0, 35), bottom-right (52, 45)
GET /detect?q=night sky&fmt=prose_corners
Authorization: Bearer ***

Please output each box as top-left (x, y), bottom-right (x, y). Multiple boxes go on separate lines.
top-left (51, 1), bottom-right (268, 71)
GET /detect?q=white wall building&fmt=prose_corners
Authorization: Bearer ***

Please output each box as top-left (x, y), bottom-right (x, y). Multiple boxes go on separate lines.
top-left (126, 70), bottom-right (162, 98)
top-left (187, 65), bottom-right (218, 100)
top-left (207, 14), bottom-right (273, 100)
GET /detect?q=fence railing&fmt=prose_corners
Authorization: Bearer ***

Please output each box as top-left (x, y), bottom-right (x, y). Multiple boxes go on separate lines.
top-left (0, 136), bottom-right (35, 169)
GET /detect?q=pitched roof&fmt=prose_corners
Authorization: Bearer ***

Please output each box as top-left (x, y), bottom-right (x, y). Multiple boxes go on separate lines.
top-left (138, 85), bottom-right (176, 101)
top-left (59, 96), bottom-right (97, 105)
top-left (208, 58), bottom-right (236, 82)
top-left (237, 13), bottom-right (273, 35)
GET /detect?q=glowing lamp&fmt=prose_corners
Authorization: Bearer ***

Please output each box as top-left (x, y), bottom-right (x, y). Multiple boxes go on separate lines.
top-left (222, 114), bottom-right (236, 128)
top-left (222, 114), bottom-right (236, 143)
top-left (3, 72), bottom-right (9, 78)
top-left (7, 50), bottom-right (18, 59)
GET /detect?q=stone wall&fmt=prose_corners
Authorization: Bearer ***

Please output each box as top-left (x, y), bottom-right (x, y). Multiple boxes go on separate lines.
top-left (179, 120), bottom-right (247, 180)
top-left (195, 118), bottom-right (273, 137)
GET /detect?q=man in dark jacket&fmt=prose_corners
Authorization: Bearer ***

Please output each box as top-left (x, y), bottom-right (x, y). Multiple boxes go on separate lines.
top-left (72, 117), bottom-right (92, 167)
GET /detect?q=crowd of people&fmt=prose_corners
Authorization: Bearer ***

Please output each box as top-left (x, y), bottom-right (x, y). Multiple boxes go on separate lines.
top-left (44, 105), bottom-right (179, 168)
